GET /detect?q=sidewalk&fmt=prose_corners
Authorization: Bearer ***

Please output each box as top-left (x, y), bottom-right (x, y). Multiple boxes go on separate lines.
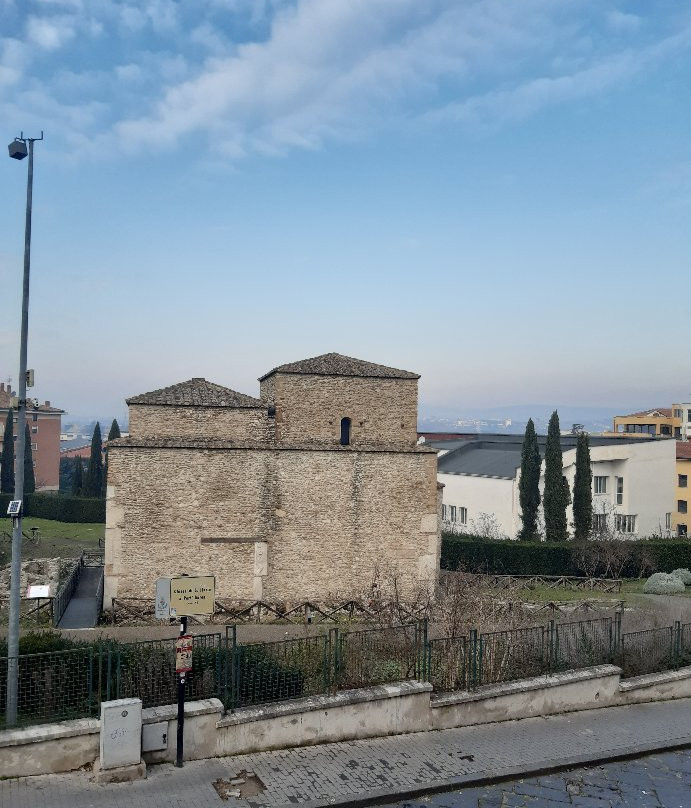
top-left (3, 699), bottom-right (690, 808)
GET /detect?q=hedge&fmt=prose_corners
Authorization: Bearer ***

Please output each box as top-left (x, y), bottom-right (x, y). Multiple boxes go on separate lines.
top-left (441, 533), bottom-right (691, 578)
top-left (0, 492), bottom-right (105, 523)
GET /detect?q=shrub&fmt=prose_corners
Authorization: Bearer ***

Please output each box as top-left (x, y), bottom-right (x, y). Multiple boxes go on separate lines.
top-left (441, 533), bottom-right (691, 578)
top-left (643, 573), bottom-right (686, 595)
top-left (671, 568), bottom-right (691, 586)
top-left (0, 492), bottom-right (105, 523)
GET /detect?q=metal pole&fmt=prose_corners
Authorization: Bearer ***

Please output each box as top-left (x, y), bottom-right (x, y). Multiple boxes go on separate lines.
top-left (6, 136), bottom-right (37, 727)
top-left (176, 616), bottom-right (187, 767)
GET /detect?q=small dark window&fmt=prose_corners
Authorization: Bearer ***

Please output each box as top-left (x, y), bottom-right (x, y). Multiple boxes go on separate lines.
top-left (340, 417), bottom-right (351, 446)
top-left (680, 474), bottom-right (688, 488)
top-left (679, 500), bottom-right (688, 515)
top-left (32, 413), bottom-right (38, 422)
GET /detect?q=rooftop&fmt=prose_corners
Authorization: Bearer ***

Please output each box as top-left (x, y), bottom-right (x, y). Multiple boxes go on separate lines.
top-left (677, 441), bottom-right (691, 460)
top-left (127, 378), bottom-right (263, 408)
top-left (259, 352), bottom-right (419, 382)
top-left (0, 384), bottom-right (63, 414)
top-left (617, 408), bottom-right (673, 419)
top-left (432, 433), bottom-right (662, 480)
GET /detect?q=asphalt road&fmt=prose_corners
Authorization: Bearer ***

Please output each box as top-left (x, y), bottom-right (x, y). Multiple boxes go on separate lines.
top-left (381, 749), bottom-right (691, 808)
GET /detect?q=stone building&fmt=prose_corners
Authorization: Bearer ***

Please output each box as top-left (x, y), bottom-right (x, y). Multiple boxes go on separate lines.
top-left (103, 353), bottom-right (440, 608)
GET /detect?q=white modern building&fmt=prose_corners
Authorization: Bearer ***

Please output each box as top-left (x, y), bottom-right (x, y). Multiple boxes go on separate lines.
top-left (424, 434), bottom-right (676, 539)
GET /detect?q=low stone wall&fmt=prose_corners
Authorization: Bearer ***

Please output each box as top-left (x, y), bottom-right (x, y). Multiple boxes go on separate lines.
top-left (2, 665), bottom-right (690, 779)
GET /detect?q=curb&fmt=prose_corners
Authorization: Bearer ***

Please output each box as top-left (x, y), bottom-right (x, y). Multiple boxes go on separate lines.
top-left (296, 736), bottom-right (691, 808)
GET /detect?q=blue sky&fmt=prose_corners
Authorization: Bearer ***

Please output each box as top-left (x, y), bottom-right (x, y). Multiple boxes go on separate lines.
top-left (0, 0), bottom-right (690, 419)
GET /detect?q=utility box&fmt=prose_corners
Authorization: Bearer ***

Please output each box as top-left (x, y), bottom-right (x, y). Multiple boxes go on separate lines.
top-left (142, 721), bottom-right (168, 752)
top-left (100, 698), bottom-right (142, 769)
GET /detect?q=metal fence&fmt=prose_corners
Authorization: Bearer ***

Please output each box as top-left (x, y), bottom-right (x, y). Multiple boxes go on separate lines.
top-left (4, 614), bottom-right (691, 728)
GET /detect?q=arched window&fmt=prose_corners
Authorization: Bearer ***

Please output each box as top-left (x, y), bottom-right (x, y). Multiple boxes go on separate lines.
top-left (340, 417), bottom-right (351, 446)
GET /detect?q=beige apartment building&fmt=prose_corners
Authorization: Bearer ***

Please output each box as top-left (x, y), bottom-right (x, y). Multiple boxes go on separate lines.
top-left (0, 382), bottom-right (63, 491)
top-left (104, 353), bottom-right (441, 607)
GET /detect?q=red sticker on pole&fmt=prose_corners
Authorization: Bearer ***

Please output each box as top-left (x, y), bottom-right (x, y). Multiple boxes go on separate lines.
top-left (175, 635), bottom-right (193, 674)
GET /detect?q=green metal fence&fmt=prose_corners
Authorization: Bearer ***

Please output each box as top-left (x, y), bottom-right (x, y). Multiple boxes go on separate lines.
top-left (615, 621), bottom-right (688, 677)
top-left (4, 614), bottom-right (691, 727)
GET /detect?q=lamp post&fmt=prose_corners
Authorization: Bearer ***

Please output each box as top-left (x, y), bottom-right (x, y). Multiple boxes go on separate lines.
top-left (5, 131), bottom-right (43, 727)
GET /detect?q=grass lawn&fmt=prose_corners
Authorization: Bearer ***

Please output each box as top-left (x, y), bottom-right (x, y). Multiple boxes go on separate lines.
top-left (515, 579), bottom-right (691, 604)
top-left (0, 517), bottom-right (104, 561)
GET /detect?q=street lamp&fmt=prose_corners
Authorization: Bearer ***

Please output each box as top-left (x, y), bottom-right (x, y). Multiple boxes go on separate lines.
top-left (5, 131), bottom-right (43, 727)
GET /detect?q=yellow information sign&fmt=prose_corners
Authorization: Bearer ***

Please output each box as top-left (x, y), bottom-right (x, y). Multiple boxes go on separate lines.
top-left (169, 575), bottom-right (215, 616)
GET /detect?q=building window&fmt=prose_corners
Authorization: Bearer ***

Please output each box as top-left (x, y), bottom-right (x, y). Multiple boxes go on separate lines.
top-left (676, 427), bottom-right (682, 438)
top-left (679, 524), bottom-right (688, 537)
top-left (616, 477), bottom-right (623, 506)
top-left (459, 507), bottom-right (467, 525)
top-left (679, 500), bottom-right (688, 515)
top-left (680, 474), bottom-right (688, 488)
top-left (31, 426), bottom-right (37, 434)
top-left (594, 476), bottom-right (608, 494)
top-left (442, 505), bottom-right (448, 521)
top-left (31, 442), bottom-right (38, 451)
top-left (592, 514), bottom-right (607, 532)
top-left (688, 409), bottom-right (691, 422)
top-left (674, 409), bottom-right (683, 418)
top-left (340, 417), bottom-right (351, 446)
top-left (449, 505), bottom-right (457, 523)
top-left (615, 514), bottom-right (636, 534)
top-left (32, 413), bottom-right (38, 422)
top-left (666, 513), bottom-right (671, 530)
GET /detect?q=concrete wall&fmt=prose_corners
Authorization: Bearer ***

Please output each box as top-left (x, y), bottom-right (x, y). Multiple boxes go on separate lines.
top-left (439, 439), bottom-right (676, 540)
top-left (437, 473), bottom-right (516, 537)
top-left (4, 666), bottom-right (690, 779)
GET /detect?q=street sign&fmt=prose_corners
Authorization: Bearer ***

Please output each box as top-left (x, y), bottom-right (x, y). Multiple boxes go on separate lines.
top-left (26, 584), bottom-right (50, 599)
top-left (155, 577), bottom-right (171, 619)
top-left (175, 635), bottom-right (193, 674)
top-left (169, 575), bottom-right (215, 617)
top-left (7, 500), bottom-right (22, 517)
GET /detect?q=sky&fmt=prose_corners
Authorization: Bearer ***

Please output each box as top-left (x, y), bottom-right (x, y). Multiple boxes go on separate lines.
top-left (0, 0), bottom-right (690, 421)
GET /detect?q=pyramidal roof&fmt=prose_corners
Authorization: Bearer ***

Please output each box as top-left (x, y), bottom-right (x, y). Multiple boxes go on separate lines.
top-left (127, 378), bottom-right (263, 408)
top-left (259, 352), bottom-right (419, 382)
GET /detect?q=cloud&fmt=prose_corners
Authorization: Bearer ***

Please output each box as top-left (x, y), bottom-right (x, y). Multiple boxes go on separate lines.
top-left (429, 27), bottom-right (691, 128)
top-left (113, 0), bottom-right (568, 154)
top-left (606, 10), bottom-right (641, 33)
top-left (4, 0), bottom-right (691, 161)
top-left (26, 15), bottom-right (76, 50)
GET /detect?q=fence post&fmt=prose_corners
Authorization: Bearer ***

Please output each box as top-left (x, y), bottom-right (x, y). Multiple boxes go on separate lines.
top-left (418, 618), bottom-right (429, 681)
top-left (230, 625), bottom-right (237, 713)
top-left (548, 620), bottom-right (556, 672)
top-left (674, 621), bottom-right (682, 667)
top-left (332, 628), bottom-right (341, 691)
top-left (469, 629), bottom-right (478, 690)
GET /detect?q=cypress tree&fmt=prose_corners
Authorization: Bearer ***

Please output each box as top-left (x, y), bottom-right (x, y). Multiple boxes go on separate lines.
top-left (543, 410), bottom-right (568, 541)
top-left (518, 418), bottom-right (541, 540)
top-left (84, 422), bottom-right (103, 498)
top-left (102, 419), bottom-right (121, 496)
top-left (72, 456), bottom-right (84, 496)
top-left (573, 432), bottom-right (593, 540)
top-left (1, 408), bottom-right (15, 494)
top-left (23, 423), bottom-right (35, 494)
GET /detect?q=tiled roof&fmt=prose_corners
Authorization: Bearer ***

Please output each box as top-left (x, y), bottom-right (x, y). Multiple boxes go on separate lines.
top-left (677, 441), bottom-right (691, 460)
top-left (259, 352), bottom-right (419, 381)
top-left (621, 408), bottom-right (673, 418)
top-left (127, 378), bottom-right (263, 408)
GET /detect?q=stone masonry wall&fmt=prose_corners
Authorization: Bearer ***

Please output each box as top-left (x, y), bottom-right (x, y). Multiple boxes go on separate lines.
top-left (260, 374), bottom-right (419, 448)
top-left (128, 404), bottom-right (274, 443)
top-left (104, 444), bottom-right (438, 604)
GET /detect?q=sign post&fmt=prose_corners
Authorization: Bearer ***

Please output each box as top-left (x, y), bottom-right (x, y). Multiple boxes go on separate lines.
top-left (154, 574), bottom-right (215, 768)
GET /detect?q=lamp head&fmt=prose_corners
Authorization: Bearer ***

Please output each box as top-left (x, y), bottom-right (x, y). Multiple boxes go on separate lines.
top-left (8, 139), bottom-right (27, 160)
